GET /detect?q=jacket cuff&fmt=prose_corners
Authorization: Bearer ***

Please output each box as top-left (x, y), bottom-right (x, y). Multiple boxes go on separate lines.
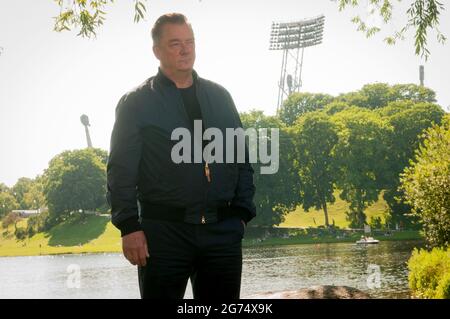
top-left (233, 206), bottom-right (253, 225)
top-left (117, 217), bottom-right (143, 237)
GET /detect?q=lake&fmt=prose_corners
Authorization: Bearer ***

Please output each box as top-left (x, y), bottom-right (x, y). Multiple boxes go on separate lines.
top-left (0, 240), bottom-right (422, 299)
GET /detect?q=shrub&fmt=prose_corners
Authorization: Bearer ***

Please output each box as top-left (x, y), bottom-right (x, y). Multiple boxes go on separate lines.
top-left (435, 271), bottom-right (450, 299)
top-left (408, 247), bottom-right (450, 298)
top-left (14, 227), bottom-right (27, 240)
top-left (369, 216), bottom-right (383, 230)
top-left (400, 116), bottom-right (450, 248)
top-left (2, 212), bottom-right (20, 229)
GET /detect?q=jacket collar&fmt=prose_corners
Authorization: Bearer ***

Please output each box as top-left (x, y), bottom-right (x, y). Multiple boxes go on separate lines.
top-left (155, 67), bottom-right (199, 87)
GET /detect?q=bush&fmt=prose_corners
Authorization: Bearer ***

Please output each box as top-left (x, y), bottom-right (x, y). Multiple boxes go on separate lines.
top-left (400, 116), bottom-right (450, 248)
top-left (26, 211), bottom-right (50, 236)
top-left (436, 272), bottom-right (450, 299)
top-left (408, 247), bottom-right (450, 298)
top-left (14, 227), bottom-right (27, 240)
top-left (369, 216), bottom-right (383, 230)
top-left (2, 212), bottom-right (20, 229)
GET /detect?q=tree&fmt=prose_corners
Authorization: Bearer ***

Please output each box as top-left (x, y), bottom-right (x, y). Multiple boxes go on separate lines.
top-left (400, 114), bottom-right (450, 248)
top-left (335, 0), bottom-right (447, 60)
top-left (0, 191), bottom-right (18, 218)
top-left (12, 177), bottom-right (33, 209)
top-left (342, 83), bottom-right (393, 109)
top-left (278, 92), bottom-right (334, 126)
top-left (53, 0), bottom-right (147, 38)
top-left (331, 107), bottom-right (391, 228)
top-left (1, 212), bottom-right (21, 232)
top-left (378, 101), bottom-right (444, 228)
top-left (23, 176), bottom-right (47, 210)
top-left (0, 183), bottom-right (9, 193)
top-left (337, 83), bottom-right (437, 110)
top-left (91, 148), bottom-right (108, 166)
top-left (42, 148), bottom-right (107, 223)
top-left (390, 84), bottom-right (436, 103)
top-left (240, 110), bottom-right (302, 226)
top-left (293, 112), bottom-right (339, 227)
top-left (324, 101), bottom-right (352, 115)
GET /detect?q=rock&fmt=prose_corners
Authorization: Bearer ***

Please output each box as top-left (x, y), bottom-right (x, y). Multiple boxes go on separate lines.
top-left (243, 285), bottom-right (371, 299)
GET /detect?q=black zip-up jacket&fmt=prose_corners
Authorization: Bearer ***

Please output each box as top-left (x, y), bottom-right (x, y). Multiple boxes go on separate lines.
top-left (106, 69), bottom-right (256, 236)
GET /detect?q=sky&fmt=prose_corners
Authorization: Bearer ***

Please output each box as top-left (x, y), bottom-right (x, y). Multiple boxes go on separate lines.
top-left (1, 0), bottom-right (449, 187)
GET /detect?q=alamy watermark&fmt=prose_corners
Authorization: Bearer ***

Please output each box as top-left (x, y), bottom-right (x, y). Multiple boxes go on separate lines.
top-left (171, 120), bottom-right (279, 174)
top-left (366, 264), bottom-right (381, 289)
top-left (66, 264), bottom-right (81, 289)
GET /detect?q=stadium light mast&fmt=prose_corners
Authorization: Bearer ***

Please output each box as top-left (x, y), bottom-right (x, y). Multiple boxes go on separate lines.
top-left (419, 65), bottom-right (424, 86)
top-left (80, 114), bottom-right (93, 148)
top-left (269, 15), bottom-right (325, 112)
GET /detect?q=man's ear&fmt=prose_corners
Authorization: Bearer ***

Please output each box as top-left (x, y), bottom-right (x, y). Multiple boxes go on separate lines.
top-left (153, 45), bottom-right (161, 60)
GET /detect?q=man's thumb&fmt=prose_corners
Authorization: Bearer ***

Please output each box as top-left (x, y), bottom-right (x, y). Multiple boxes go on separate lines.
top-left (144, 242), bottom-right (149, 258)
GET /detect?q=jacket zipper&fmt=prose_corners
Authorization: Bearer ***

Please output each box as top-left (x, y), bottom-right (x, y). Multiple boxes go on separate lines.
top-left (197, 81), bottom-right (211, 225)
top-left (202, 160), bottom-right (211, 224)
top-left (175, 85), bottom-right (208, 225)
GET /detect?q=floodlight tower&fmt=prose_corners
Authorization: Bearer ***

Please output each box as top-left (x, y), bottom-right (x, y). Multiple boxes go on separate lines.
top-left (80, 114), bottom-right (93, 148)
top-left (270, 15), bottom-right (325, 112)
top-left (419, 65), bottom-right (424, 86)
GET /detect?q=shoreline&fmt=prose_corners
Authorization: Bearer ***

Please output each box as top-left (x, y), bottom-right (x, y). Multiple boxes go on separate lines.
top-left (242, 235), bottom-right (423, 247)
top-left (0, 230), bottom-right (423, 257)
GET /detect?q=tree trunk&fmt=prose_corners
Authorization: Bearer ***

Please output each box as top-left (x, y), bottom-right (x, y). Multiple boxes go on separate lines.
top-left (323, 201), bottom-right (330, 228)
top-left (356, 189), bottom-right (366, 228)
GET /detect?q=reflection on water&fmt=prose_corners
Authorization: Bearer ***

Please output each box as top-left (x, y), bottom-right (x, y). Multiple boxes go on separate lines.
top-left (0, 240), bottom-right (422, 299)
top-left (242, 240), bottom-right (422, 299)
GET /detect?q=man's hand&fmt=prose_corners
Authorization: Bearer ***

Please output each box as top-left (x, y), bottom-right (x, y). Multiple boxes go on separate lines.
top-left (122, 230), bottom-right (149, 267)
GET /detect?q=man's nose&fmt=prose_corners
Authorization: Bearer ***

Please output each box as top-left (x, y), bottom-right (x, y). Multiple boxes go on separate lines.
top-left (180, 43), bottom-right (192, 55)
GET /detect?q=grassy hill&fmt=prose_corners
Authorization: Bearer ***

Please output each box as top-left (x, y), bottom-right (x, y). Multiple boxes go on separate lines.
top-left (0, 215), bottom-right (122, 257)
top-left (280, 191), bottom-right (389, 228)
top-left (0, 192), bottom-right (410, 257)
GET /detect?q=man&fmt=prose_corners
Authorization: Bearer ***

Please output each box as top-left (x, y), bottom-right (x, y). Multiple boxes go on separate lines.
top-left (106, 13), bottom-right (256, 299)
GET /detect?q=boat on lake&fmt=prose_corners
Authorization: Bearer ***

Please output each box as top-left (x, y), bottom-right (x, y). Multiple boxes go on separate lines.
top-left (356, 236), bottom-right (379, 245)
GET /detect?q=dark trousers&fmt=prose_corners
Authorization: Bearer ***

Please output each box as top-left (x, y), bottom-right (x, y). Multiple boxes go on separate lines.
top-left (137, 216), bottom-right (244, 299)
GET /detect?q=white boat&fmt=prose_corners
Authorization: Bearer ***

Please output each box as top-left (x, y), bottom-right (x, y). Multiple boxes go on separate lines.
top-left (356, 236), bottom-right (379, 244)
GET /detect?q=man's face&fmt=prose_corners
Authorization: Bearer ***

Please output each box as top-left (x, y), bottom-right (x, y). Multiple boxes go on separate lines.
top-left (153, 23), bottom-right (196, 73)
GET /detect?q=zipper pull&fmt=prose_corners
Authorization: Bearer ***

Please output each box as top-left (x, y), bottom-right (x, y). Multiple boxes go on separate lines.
top-left (205, 162), bottom-right (211, 182)
top-left (201, 215), bottom-right (206, 224)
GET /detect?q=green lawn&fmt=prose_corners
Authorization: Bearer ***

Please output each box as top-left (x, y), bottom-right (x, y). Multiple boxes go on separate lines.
top-left (242, 230), bottom-right (422, 247)
top-left (0, 215), bottom-right (122, 257)
top-left (280, 191), bottom-right (389, 228)
top-left (0, 192), bottom-right (417, 257)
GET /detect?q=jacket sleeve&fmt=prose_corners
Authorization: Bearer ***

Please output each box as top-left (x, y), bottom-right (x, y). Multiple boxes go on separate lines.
top-left (106, 93), bottom-right (143, 237)
top-left (225, 90), bottom-right (257, 224)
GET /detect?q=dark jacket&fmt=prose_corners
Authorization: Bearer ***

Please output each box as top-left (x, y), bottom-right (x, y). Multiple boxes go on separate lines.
top-left (106, 69), bottom-right (256, 236)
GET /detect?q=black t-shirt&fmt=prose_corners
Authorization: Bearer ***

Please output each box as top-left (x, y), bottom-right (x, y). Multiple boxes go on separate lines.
top-left (179, 83), bottom-right (209, 158)
top-left (179, 82), bottom-right (203, 129)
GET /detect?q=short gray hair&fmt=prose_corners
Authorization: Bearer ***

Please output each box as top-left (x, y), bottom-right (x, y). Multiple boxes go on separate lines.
top-left (151, 13), bottom-right (192, 45)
